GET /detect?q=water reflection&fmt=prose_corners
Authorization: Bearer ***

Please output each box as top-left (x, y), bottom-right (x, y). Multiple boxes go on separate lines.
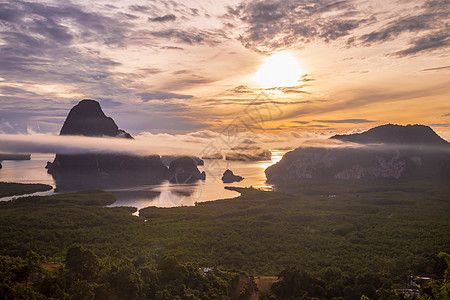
top-left (50, 170), bottom-right (165, 192)
top-left (0, 151), bottom-right (287, 212)
top-left (0, 154), bottom-right (55, 186)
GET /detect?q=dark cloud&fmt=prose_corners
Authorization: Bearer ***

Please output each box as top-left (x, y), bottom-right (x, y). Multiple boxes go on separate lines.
top-left (0, 86), bottom-right (36, 96)
top-left (265, 85), bottom-right (310, 94)
top-left (393, 30), bottom-right (450, 56)
top-left (160, 46), bottom-right (184, 50)
top-left (104, 4), bottom-right (118, 10)
top-left (128, 5), bottom-right (150, 13)
top-left (228, 82), bottom-right (311, 96)
top-left (421, 65), bottom-right (450, 72)
top-left (149, 14), bottom-right (176, 22)
top-left (172, 70), bottom-right (190, 75)
top-left (139, 67), bottom-right (163, 74)
top-left (226, 5), bottom-right (242, 17)
top-left (227, 0), bottom-right (372, 52)
top-left (0, 0), bottom-right (137, 107)
top-left (441, 113), bottom-right (450, 117)
top-left (182, 78), bottom-right (214, 84)
top-left (148, 29), bottom-right (223, 45)
top-left (307, 124), bottom-right (330, 128)
top-left (0, 5), bottom-right (21, 21)
top-left (0, 0), bottom-right (131, 80)
top-left (118, 12), bottom-right (140, 20)
top-left (189, 8), bottom-right (200, 16)
top-left (229, 85), bottom-right (254, 94)
top-left (229, 0), bottom-right (449, 55)
top-left (279, 88), bottom-right (310, 94)
top-left (137, 91), bottom-right (193, 102)
top-left (0, 1), bottom-right (223, 134)
top-left (359, 14), bottom-right (437, 45)
top-left (355, 0), bottom-right (449, 56)
top-left (0, 1), bottom-right (132, 45)
top-left (314, 119), bottom-right (376, 124)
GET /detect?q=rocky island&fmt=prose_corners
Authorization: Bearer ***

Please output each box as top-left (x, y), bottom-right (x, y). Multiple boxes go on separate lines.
top-left (221, 169), bottom-right (244, 183)
top-left (266, 124), bottom-right (450, 182)
top-left (46, 99), bottom-right (204, 188)
top-left (168, 157), bottom-right (206, 183)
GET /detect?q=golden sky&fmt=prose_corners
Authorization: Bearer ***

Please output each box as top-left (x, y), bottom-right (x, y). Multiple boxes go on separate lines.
top-left (0, 0), bottom-right (449, 137)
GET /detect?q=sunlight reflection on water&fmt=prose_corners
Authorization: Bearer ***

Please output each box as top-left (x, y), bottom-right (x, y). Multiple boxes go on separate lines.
top-left (0, 151), bottom-right (288, 212)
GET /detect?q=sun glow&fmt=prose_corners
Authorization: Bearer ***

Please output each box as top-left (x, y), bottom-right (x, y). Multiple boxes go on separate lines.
top-left (253, 52), bottom-right (303, 88)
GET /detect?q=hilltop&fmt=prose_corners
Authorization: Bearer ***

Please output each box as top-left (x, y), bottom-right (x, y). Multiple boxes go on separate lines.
top-left (331, 124), bottom-right (448, 146)
top-left (266, 124), bottom-right (450, 182)
top-left (60, 99), bottom-right (133, 138)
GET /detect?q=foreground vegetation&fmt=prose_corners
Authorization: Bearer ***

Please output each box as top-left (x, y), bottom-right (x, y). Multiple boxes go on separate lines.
top-left (0, 180), bottom-right (448, 299)
top-left (0, 247), bottom-right (240, 299)
top-left (0, 182), bottom-right (53, 198)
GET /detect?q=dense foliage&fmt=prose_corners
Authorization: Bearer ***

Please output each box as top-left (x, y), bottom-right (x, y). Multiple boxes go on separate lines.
top-left (0, 247), bottom-right (239, 299)
top-left (0, 182), bottom-right (52, 198)
top-left (0, 180), bottom-right (448, 299)
top-left (260, 256), bottom-right (450, 300)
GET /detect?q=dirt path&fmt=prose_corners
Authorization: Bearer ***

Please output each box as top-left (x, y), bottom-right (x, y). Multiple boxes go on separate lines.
top-left (250, 276), bottom-right (278, 300)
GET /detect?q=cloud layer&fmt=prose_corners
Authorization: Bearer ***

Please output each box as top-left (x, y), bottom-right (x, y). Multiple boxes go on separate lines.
top-left (225, 0), bottom-right (450, 54)
top-left (0, 130), bottom-right (329, 157)
top-left (0, 0), bottom-right (448, 135)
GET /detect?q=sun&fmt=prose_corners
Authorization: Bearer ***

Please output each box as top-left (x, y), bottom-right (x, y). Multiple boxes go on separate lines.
top-left (253, 52), bottom-right (303, 88)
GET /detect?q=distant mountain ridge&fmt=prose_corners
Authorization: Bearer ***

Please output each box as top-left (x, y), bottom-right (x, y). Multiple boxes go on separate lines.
top-left (266, 124), bottom-right (450, 182)
top-left (331, 124), bottom-right (448, 146)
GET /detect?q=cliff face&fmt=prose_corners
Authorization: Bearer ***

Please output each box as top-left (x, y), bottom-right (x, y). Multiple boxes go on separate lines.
top-left (60, 99), bottom-right (132, 138)
top-left (46, 100), bottom-right (208, 187)
top-left (46, 100), bottom-right (167, 178)
top-left (266, 125), bottom-right (450, 182)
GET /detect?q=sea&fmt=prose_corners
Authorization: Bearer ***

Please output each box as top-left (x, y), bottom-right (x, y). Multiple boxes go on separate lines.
top-left (0, 151), bottom-right (285, 213)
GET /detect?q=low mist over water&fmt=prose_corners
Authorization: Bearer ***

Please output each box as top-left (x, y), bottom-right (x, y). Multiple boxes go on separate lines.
top-left (0, 151), bottom-right (286, 212)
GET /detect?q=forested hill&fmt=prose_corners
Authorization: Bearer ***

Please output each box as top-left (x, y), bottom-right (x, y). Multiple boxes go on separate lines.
top-left (266, 124), bottom-right (450, 182)
top-left (330, 124), bottom-right (449, 146)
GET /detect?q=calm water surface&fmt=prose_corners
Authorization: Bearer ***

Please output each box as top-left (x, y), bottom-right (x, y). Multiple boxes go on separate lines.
top-left (0, 151), bottom-right (285, 212)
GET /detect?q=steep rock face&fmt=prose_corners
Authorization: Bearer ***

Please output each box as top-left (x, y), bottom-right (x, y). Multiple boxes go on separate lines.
top-left (60, 99), bottom-right (132, 138)
top-left (168, 157), bottom-right (206, 183)
top-left (266, 125), bottom-right (450, 182)
top-left (46, 100), bottom-right (167, 179)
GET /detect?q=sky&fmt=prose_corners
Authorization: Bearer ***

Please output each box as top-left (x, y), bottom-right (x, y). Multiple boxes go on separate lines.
top-left (0, 0), bottom-right (449, 141)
